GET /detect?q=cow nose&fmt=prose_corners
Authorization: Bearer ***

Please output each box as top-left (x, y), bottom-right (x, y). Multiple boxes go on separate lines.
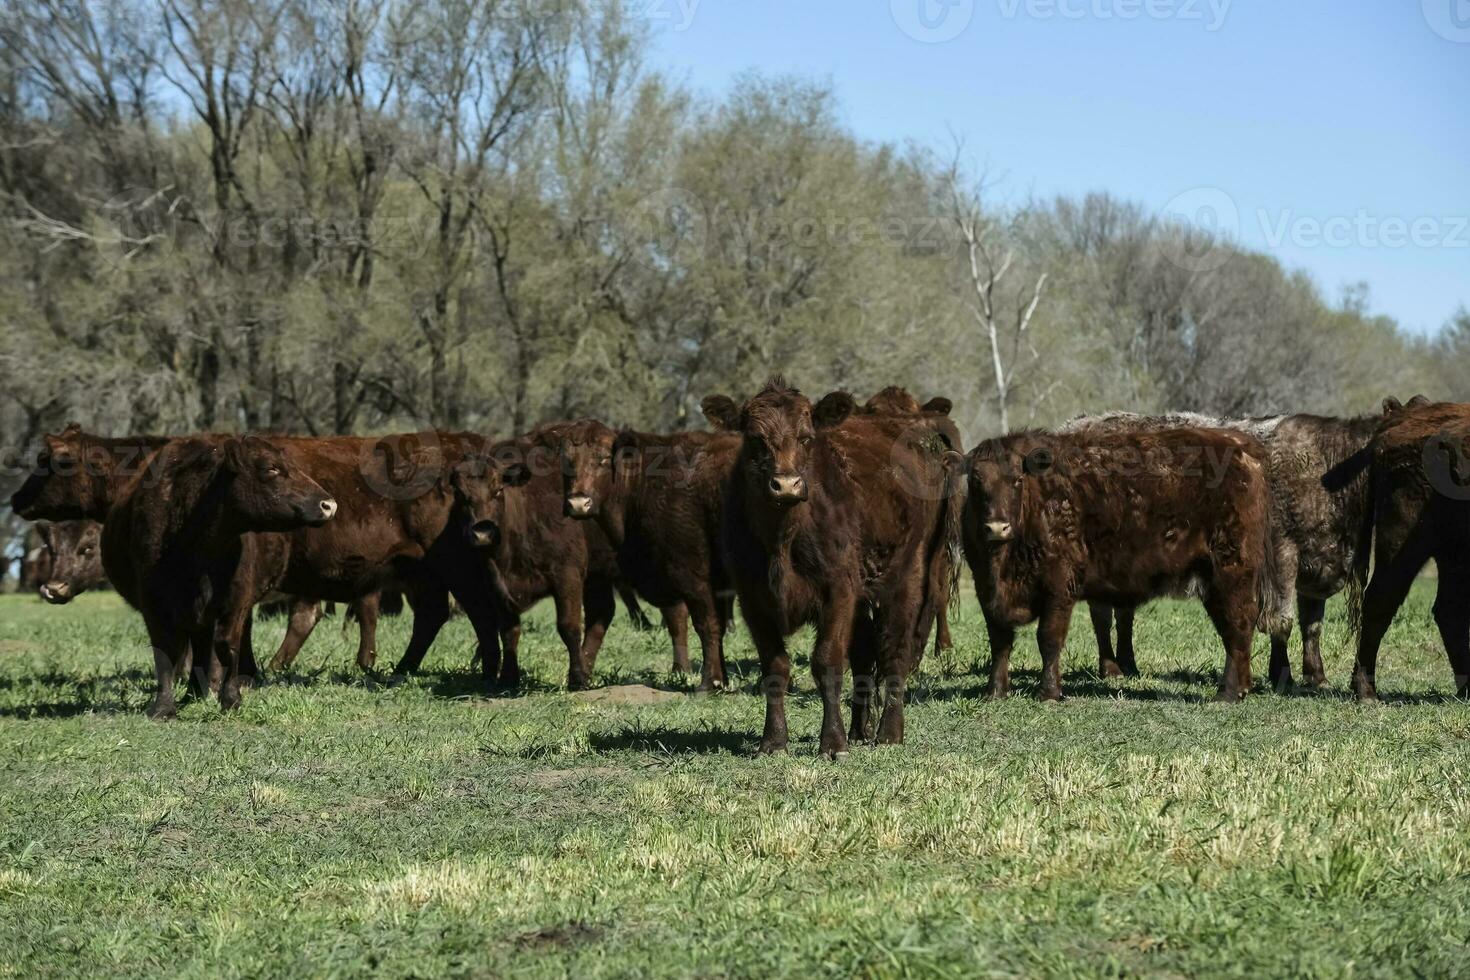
top-left (469, 521), bottom-right (498, 548)
top-left (319, 499), bottom-right (338, 521)
top-left (984, 521), bottom-right (1013, 542)
top-left (769, 475), bottom-right (806, 501)
top-left (41, 581), bottom-right (71, 603)
top-left (566, 494), bottom-right (593, 517)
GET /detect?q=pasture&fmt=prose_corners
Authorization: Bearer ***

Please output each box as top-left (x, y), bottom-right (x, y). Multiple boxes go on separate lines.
top-left (1, 582), bottom-right (1467, 978)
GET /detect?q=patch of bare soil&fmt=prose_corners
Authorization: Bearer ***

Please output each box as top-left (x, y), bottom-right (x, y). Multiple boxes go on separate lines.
top-left (571, 684), bottom-right (682, 706)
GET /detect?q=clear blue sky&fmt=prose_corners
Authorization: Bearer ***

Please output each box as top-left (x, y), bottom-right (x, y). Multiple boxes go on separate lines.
top-left (647, 0), bottom-right (1469, 334)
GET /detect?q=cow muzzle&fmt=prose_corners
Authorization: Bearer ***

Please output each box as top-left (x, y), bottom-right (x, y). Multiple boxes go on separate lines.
top-left (984, 521), bottom-right (1014, 542)
top-left (40, 581), bottom-right (73, 604)
top-left (467, 520), bottom-right (499, 548)
top-left (565, 493), bottom-right (594, 518)
top-left (768, 474), bottom-right (807, 504)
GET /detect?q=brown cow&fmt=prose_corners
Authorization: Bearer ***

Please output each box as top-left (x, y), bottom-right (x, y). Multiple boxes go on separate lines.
top-left (702, 378), bottom-right (964, 757)
top-left (554, 419), bottom-right (741, 689)
top-left (10, 427), bottom-right (509, 685)
top-left (846, 387), bottom-right (963, 653)
top-left (960, 428), bottom-right (1289, 702)
top-left (101, 436), bottom-right (337, 717)
top-left (1063, 409), bottom-right (1386, 690)
top-left (1350, 399), bottom-right (1470, 700)
top-left (34, 520), bottom-right (106, 604)
top-left (441, 430), bottom-right (654, 690)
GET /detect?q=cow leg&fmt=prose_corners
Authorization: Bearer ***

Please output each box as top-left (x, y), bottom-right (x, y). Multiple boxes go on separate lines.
top-left (689, 592), bottom-right (728, 692)
top-left (663, 603), bottom-right (693, 674)
top-left (1204, 578), bottom-right (1255, 703)
top-left (812, 591), bottom-right (856, 760)
top-left (185, 625), bottom-right (214, 699)
top-left (742, 601), bottom-right (791, 755)
top-left (393, 584), bottom-right (450, 674)
top-left (848, 607), bottom-right (878, 743)
top-left (353, 593), bottom-right (380, 672)
top-left (985, 616), bottom-right (1016, 699)
top-left (556, 588), bottom-right (590, 691)
top-left (214, 606), bottom-right (253, 712)
top-left (1091, 603), bottom-right (1121, 678)
top-left (1268, 628), bottom-right (1294, 693)
top-left (145, 613), bottom-right (187, 721)
top-left (1115, 606), bottom-right (1139, 676)
top-left (1353, 558), bottom-right (1423, 701)
top-left (578, 579), bottom-right (616, 685)
top-left (1297, 596), bottom-right (1328, 689)
top-left (267, 597), bottom-right (322, 672)
top-left (448, 582), bottom-right (506, 692)
top-left (1037, 602), bottom-right (1075, 701)
top-left (935, 602), bottom-right (953, 653)
top-left (1432, 563), bottom-right (1470, 698)
top-left (494, 617), bottom-right (519, 688)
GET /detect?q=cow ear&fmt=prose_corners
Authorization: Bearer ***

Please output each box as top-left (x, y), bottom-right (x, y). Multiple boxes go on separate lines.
top-left (922, 397), bottom-right (953, 416)
top-left (34, 521), bottom-right (53, 546)
top-left (702, 395), bottom-right (741, 431)
top-left (612, 431), bottom-right (640, 470)
top-left (813, 391), bottom-right (855, 429)
top-left (1382, 397), bottom-right (1404, 416)
top-left (1407, 394), bottom-right (1430, 408)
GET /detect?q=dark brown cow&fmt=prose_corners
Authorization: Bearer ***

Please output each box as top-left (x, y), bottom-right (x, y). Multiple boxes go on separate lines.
top-left (554, 420), bottom-right (741, 689)
top-left (10, 427), bottom-right (512, 685)
top-left (961, 428), bottom-right (1289, 702)
top-left (1064, 409), bottom-right (1386, 689)
top-left (102, 436), bottom-right (337, 717)
top-left (442, 430), bottom-right (654, 690)
top-left (702, 378), bottom-right (964, 758)
top-left (1351, 399), bottom-right (1470, 700)
top-left (846, 387), bottom-right (963, 653)
top-left (34, 520), bottom-right (106, 604)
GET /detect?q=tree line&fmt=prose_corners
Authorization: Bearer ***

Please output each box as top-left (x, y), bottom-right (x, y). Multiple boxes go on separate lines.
top-left (1, 0), bottom-right (1465, 576)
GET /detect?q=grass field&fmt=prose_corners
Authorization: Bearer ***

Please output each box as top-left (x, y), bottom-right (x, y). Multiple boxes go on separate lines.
top-left (1, 582), bottom-right (1468, 979)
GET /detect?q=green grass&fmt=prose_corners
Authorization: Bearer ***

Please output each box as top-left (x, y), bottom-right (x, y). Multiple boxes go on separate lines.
top-left (1, 581), bottom-right (1468, 978)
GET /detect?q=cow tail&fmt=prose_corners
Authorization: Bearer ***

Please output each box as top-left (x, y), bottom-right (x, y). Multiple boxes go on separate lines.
top-left (1345, 467), bottom-right (1376, 643)
top-left (921, 454), bottom-right (968, 657)
top-left (1251, 472), bottom-right (1293, 638)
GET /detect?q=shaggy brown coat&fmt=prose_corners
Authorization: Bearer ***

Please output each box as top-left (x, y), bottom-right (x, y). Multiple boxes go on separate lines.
top-left (960, 427), bottom-right (1289, 702)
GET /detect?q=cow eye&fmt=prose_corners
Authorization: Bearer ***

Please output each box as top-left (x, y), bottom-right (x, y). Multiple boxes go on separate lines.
top-left (798, 434), bottom-right (813, 446)
top-left (598, 456), bottom-right (612, 468)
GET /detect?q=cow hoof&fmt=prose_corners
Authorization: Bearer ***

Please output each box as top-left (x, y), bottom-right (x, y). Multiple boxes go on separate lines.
top-left (757, 739), bottom-right (789, 756)
top-left (695, 681), bottom-right (725, 695)
top-left (985, 687), bottom-right (1010, 701)
top-left (1039, 691), bottom-right (1063, 703)
top-left (1212, 690), bottom-right (1244, 704)
top-left (1099, 661), bottom-right (1125, 680)
top-left (566, 677), bottom-right (590, 693)
top-left (147, 705), bottom-right (177, 722)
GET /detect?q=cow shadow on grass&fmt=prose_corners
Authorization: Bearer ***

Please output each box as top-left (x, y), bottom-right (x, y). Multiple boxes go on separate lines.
top-left (588, 725), bottom-right (753, 755)
top-left (907, 667), bottom-right (1204, 704)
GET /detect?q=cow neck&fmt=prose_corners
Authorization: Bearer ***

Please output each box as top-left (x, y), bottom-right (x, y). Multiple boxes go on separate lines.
top-left (736, 459), bottom-right (816, 584)
top-left (89, 434), bottom-right (168, 520)
top-left (599, 442), bottom-right (642, 548)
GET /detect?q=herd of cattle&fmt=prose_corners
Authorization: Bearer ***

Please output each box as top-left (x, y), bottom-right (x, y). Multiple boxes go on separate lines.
top-left (7, 381), bottom-right (1470, 757)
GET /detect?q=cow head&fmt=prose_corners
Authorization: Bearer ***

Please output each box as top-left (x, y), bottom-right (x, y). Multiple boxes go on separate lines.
top-left (219, 437), bottom-right (338, 531)
top-left (705, 378), bottom-right (853, 507)
top-left (449, 451), bottom-right (531, 548)
top-left (35, 520), bottom-right (104, 604)
top-left (10, 425), bottom-right (95, 520)
top-left (863, 386), bottom-right (922, 414)
top-left (966, 438), bottom-right (1051, 543)
top-left (556, 419), bottom-right (619, 519)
